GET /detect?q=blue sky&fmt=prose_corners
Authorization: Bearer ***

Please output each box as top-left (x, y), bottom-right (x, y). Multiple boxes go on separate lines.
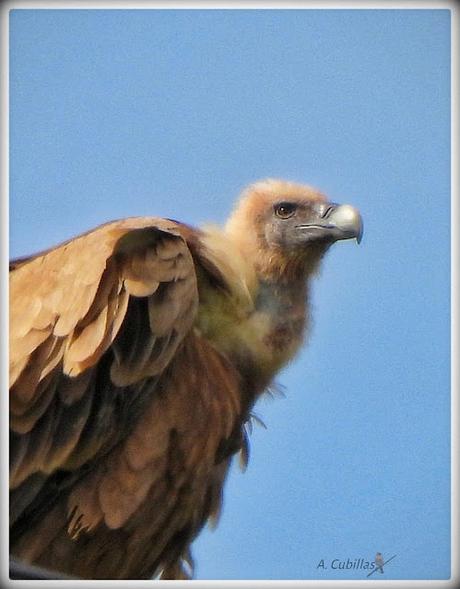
top-left (9, 7), bottom-right (451, 581)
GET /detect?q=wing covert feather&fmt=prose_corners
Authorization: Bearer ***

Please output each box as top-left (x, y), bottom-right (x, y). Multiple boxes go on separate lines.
top-left (9, 217), bottom-right (199, 489)
top-left (9, 216), bottom-right (250, 581)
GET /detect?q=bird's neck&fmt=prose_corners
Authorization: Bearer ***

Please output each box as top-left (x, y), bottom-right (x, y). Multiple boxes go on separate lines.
top-left (194, 227), bottom-right (313, 402)
top-left (230, 276), bottom-right (310, 397)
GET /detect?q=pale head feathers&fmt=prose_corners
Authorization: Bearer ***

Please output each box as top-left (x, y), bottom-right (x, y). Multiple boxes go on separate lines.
top-left (224, 178), bottom-right (329, 281)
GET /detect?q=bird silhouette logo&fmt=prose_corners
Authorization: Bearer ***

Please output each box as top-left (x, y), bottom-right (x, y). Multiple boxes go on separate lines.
top-left (375, 552), bottom-right (384, 574)
top-left (366, 552), bottom-right (397, 577)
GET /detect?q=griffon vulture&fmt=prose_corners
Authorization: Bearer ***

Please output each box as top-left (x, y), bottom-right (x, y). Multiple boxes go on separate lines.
top-left (9, 179), bottom-right (363, 579)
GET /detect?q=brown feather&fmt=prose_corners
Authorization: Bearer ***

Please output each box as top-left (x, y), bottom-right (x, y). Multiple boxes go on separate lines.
top-left (10, 371), bottom-right (59, 434)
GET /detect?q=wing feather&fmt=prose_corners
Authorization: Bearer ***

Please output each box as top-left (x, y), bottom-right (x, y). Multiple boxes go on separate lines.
top-left (9, 217), bottom-right (199, 493)
top-left (9, 216), bottom-right (250, 581)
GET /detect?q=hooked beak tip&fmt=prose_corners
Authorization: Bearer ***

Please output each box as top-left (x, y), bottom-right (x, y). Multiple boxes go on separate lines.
top-left (328, 204), bottom-right (363, 244)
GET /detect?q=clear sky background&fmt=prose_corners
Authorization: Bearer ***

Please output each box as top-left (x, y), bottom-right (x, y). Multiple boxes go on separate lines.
top-left (9, 7), bottom-right (451, 581)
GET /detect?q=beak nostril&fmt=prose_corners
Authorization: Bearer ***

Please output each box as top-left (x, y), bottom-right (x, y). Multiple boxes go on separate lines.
top-left (322, 204), bottom-right (337, 219)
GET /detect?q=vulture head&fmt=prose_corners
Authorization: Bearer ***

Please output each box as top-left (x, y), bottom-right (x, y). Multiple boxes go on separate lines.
top-left (225, 178), bottom-right (363, 281)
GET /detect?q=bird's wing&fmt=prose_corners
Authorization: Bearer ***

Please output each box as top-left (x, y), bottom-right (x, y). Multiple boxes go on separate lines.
top-left (9, 217), bottom-right (199, 490)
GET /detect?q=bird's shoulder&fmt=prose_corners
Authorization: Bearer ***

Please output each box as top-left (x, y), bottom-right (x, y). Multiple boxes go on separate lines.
top-left (9, 216), bottom-right (250, 489)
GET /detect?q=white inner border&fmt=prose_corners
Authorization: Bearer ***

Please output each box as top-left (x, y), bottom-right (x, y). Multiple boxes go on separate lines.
top-left (1, 1), bottom-right (457, 588)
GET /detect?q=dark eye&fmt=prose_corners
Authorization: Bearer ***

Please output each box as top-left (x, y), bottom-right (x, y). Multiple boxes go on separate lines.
top-left (274, 202), bottom-right (297, 219)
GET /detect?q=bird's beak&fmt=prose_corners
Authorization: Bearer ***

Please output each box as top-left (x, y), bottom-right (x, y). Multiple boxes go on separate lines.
top-left (297, 204), bottom-right (363, 244)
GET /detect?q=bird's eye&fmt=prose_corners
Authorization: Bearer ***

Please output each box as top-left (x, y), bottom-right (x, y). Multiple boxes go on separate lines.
top-left (274, 202), bottom-right (297, 219)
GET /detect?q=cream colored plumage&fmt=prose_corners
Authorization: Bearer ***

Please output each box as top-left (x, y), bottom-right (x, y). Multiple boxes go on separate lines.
top-left (9, 179), bottom-right (362, 579)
